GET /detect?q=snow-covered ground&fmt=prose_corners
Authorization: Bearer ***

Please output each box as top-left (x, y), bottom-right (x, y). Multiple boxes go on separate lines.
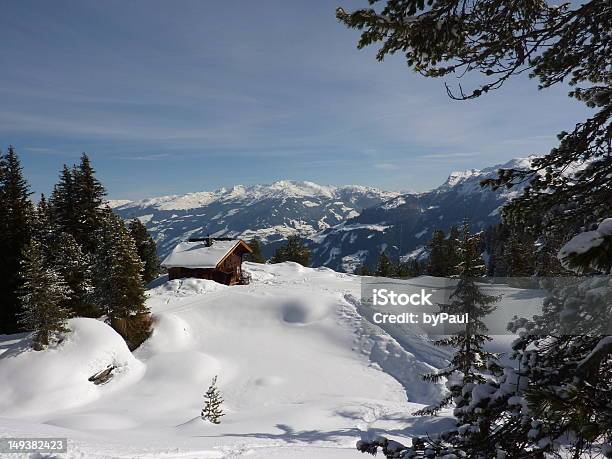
top-left (0, 263), bottom-right (543, 458)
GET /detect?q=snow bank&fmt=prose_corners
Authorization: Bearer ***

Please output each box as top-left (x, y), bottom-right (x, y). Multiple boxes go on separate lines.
top-left (0, 318), bottom-right (145, 418)
top-left (148, 277), bottom-right (227, 297)
top-left (0, 263), bottom-right (542, 458)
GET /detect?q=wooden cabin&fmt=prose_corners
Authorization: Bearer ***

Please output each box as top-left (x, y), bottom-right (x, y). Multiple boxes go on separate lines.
top-left (162, 238), bottom-right (253, 285)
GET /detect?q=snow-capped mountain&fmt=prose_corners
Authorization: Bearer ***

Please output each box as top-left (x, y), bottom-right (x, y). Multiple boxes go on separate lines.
top-left (311, 158), bottom-right (533, 271)
top-left (111, 158), bottom-right (532, 271)
top-left (110, 181), bottom-right (399, 258)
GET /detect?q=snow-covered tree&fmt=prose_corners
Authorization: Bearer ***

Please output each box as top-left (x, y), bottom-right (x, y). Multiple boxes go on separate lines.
top-left (93, 209), bottom-right (150, 349)
top-left (201, 376), bottom-right (225, 424)
top-left (558, 218), bottom-right (612, 274)
top-left (18, 240), bottom-right (72, 350)
top-left (416, 222), bottom-right (499, 417)
top-left (337, 0), bottom-right (611, 247)
top-left (128, 219), bottom-right (160, 284)
top-left (51, 232), bottom-right (97, 318)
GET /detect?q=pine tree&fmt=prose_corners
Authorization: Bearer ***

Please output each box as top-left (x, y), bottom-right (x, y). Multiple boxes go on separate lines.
top-left (445, 223), bottom-right (612, 458)
top-left (51, 232), bottom-right (97, 317)
top-left (427, 229), bottom-right (452, 277)
top-left (245, 238), bottom-right (265, 263)
top-left (270, 235), bottom-right (310, 266)
top-left (504, 229), bottom-right (536, 278)
top-left (395, 260), bottom-right (411, 278)
top-left (375, 250), bottom-right (394, 277)
top-left (49, 155), bottom-right (107, 253)
top-left (93, 209), bottom-right (150, 349)
top-left (72, 154), bottom-right (107, 252)
top-left (49, 165), bottom-right (77, 235)
top-left (31, 194), bottom-right (55, 244)
top-left (201, 375), bottom-right (225, 424)
top-left (0, 146), bottom-right (34, 334)
top-left (356, 264), bottom-right (373, 276)
top-left (18, 240), bottom-right (72, 350)
top-left (445, 225), bottom-right (460, 274)
top-left (416, 222), bottom-right (499, 418)
top-left (128, 219), bottom-right (160, 284)
top-left (338, 0), bottom-right (611, 246)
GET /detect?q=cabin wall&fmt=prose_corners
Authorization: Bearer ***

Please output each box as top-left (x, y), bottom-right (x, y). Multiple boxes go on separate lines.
top-left (168, 267), bottom-right (215, 281)
top-left (166, 241), bottom-right (251, 286)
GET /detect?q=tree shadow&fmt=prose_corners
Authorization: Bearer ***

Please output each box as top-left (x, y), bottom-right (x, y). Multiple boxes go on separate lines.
top-left (0, 332), bottom-right (32, 358)
top-left (195, 413), bottom-right (455, 445)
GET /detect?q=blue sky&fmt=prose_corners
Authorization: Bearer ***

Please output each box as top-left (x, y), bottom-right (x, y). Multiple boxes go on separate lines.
top-left (1, 0), bottom-right (588, 199)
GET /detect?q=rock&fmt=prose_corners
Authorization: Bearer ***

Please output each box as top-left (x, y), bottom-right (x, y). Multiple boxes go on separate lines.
top-left (88, 365), bottom-right (116, 385)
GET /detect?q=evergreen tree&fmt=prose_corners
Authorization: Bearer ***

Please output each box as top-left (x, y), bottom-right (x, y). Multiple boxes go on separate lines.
top-left (49, 165), bottom-right (77, 235)
top-left (395, 260), bottom-right (411, 278)
top-left (444, 225), bottom-right (460, 274)
top-left (51, 232), bottom-right (97, 317)
top-left (416, 222), bottom-right (499, 416)
top-left (356, 264), bottom-right (373, 276)
top-left (93, 209), bottom-right (150, 349)
top-left (445, 224), bottom-right (612, 458)
top-left (482, 223), bottom-right (509, 277)
top-left (270, 235), bottom-right (310, 266)
top-left (128, 219), bottom-right (160, 284)
top-left (18, 240), bottom-right (72, 350)
top-left (49, 155), bottom-right (106, 253)
top-left (504, 230), bottom-right (536, 278)
top-left (427, 229), bottom-right (457, 277)
top-left (375, 250), bottom-right (394, 277)
top-left (32, 194), bottom-right (56, 244)
top-left (245, 238), bottom-right (265, 263)
top-left (338, 0), bottom-right (611, 245)
top-left (339, 1), bottom-right (610, 455)
top-left (0, 146), bottom-right (34, 334)
top-left (201, 375), bottom-right (225, 424)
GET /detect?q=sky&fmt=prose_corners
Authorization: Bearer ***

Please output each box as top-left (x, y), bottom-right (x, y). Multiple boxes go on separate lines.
top-left (0, 0), bottom-right (589, 199)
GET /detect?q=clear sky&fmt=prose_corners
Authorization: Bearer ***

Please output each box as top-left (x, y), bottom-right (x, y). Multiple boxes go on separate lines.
top-left (1, 0), bottom-right (588, 199)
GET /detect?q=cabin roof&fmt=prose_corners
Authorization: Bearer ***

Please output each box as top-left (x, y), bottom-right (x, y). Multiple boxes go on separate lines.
top-left (161, 239), bottom-right (250, 269)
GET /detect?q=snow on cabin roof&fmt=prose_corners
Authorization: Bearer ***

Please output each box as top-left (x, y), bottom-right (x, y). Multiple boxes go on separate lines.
top-left (161, 240), bottom-right (241, 269)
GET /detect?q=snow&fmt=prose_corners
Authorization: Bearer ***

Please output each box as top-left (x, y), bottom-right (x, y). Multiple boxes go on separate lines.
top-left (0, 318), bottom-right (145, 418)
top-left (414, 228), bottom-right (428, 239)
top-left (162, 240), bottom-right (240, 268)
top-left (381, 197), bottom-right (406, 210)
top-left (558, 219), bottom-right (612, 262)
top-left (0, 263), bottom-right (546, 458)
top-left (113, 182), bottom-right (398, 212)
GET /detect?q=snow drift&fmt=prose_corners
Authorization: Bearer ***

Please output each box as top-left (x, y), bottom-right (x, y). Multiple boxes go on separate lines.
top-left (0, 263), bottom-right (543, 458)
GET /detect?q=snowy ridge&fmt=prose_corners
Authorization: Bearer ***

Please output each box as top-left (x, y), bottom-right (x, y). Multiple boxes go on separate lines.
top-left (110, 157), bottom-right (536, 271)
top-left (111, 181), bottom-right (399, 259)
top-left (111, 181), bottom-right (398, 211)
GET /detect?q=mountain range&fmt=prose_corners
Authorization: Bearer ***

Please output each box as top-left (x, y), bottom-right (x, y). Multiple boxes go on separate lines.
top-left (110, 158), bottom-right (532, 272)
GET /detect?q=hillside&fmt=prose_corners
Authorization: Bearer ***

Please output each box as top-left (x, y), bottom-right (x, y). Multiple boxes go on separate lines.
top-left (312, 158), bottom-right (533, 271)
top-left (0, 262), bottom-right (546, 458)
